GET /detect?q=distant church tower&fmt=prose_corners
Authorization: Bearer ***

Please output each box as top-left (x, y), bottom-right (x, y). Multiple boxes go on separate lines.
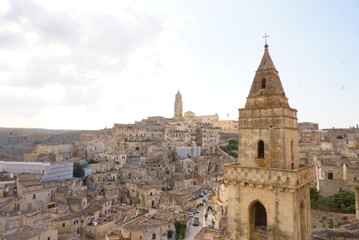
top-left (174, 91), bottom-right (183, 120)
top-left (224, 43), bottom-right (314, 240)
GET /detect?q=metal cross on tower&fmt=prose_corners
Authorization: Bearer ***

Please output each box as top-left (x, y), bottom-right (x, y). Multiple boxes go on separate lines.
top-left (263, 33), bottom-right (269, 44)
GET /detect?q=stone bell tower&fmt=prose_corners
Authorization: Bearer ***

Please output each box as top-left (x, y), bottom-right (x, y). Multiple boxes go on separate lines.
top-left (224, 43), bottom-right (314, 240)
top-left (174, 90), bottom-right (183, 121)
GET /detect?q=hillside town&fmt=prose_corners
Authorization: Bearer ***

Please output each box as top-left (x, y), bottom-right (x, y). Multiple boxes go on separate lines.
top-left (1, 46), bottom-right (359, 240)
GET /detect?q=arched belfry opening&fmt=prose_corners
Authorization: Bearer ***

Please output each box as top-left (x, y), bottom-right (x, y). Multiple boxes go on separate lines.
top-left (249, 201), bottom-right (267, 239)
top-left (257, 140), bottom-right (265, 159)
top-left (261, 78), bottom-right (266, 89)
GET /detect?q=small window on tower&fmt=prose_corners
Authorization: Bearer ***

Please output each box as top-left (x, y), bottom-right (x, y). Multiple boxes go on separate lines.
top-left (257, 140), bottom-right (264, 159)
top-left (261, 79), bottom-right (266, 89)
top-left (328, 172), bottom-right (334, 180)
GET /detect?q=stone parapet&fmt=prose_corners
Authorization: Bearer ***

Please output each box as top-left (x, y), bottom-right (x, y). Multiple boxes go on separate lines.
top-left (223, 163), bottom-right (314, 189)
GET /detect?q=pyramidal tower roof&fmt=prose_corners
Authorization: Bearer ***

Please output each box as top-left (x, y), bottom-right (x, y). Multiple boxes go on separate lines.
top-left (257, 44), bottom-right (277, 71)
top-left (245, 44), bottom-right (289, 109)
top-left (175, 90), bottom-right (182, 102)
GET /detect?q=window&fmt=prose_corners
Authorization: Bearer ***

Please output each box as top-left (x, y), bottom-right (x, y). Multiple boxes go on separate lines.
top-left (328, 172), bottom-right (334, 180)
top-left (32, 194), bottom-right (36, 199)
top-left (261, 78), bottom-right (266, 89)
top-left (257, 140), bottom-right (264, 159)
top-left (152, 233), bottom-right (156, 239)
top-left (62, 223), bottom-right (66, 227)
top-left (48, 237), bottom-right (51, 240)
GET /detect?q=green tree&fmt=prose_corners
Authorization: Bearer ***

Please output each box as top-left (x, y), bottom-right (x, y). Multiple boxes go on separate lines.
top-left (73, 162), bottom-right (84, 177)
top-left (88, 159), bottom-right (99, 164)
top-left (175, 221), bottom-right (186, 240)
top-left (324, 191), bottom-right (355, 213)
top-left (310, 187), bottom-right (322, 208)
top-left (310, 188), bottom-right (355, 213)
top-left (228, 151), bottom-right (238, 158)
top-left (220, 139), bottom-right (238, 158)
top-left (228, 139), bottom-right (238, 150)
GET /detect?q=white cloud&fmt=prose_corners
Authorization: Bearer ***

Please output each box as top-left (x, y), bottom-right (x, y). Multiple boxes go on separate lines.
top-left (0, 0), bottom-right (203, 129)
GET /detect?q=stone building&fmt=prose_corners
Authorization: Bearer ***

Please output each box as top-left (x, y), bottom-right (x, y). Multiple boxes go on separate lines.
top-left (210, 183), bottom-right (228, 233)
top-left (126, 183), bottom-right (162, 208)
top-left (298, 126), bottom-right (359, 196)
top-left (218, 120), bottom-right (239, 133)
top-left (174, 91), bottom-right (183, 121)
top-left (16, 174), bottom-right (55, 212)
top-left (163, 126), bottom-right (191, 148)
top-left (183, 112), bottom-right (220, 127)
top-left (24, 144), bottom-right (74, 162)
top-left (224, 44), bottom-right (314, 239)
top-left (81, 130), bottom-right (115, 159)
top-left (66, 195), bottom-right (89, 212)
top-left (196, 127), bottom-right (220, 148)
top-left (298, 122), bottom-right (319, 131)
top-left (181, 158), bottom-right (195, 174)
top-left (2, 225), bottom-right (58, 240)
top-left (114, 211), bottom-right (176, 240)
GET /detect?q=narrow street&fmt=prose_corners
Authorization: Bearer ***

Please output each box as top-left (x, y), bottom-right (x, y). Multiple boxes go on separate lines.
top-left (183, 193), bottom-right (212, 240)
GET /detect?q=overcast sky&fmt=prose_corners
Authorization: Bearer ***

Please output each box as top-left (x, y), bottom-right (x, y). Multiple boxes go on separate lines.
top-left (0, 0), bottom-right (358, 130)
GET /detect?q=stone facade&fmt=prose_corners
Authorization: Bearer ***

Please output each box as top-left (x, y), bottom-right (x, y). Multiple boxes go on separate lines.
top-left (197, 127), bottom-right (220, 148)
top-left (218, 120), bottom-right (239, 133)
top-left (114, 211), bottom-right (176, 240)
top-left (174, 91), bottom-right (183, 121)
top-left (24, 144), bottom-right (74, 162)
top-left (224, 44), bottom-right (314, 240)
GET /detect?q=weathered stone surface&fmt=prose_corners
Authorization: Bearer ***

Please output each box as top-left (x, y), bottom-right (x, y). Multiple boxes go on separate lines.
top-left (224, 45), bottom-right (314, 240)
top-left (224, 164), bottom-right (314, 189)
